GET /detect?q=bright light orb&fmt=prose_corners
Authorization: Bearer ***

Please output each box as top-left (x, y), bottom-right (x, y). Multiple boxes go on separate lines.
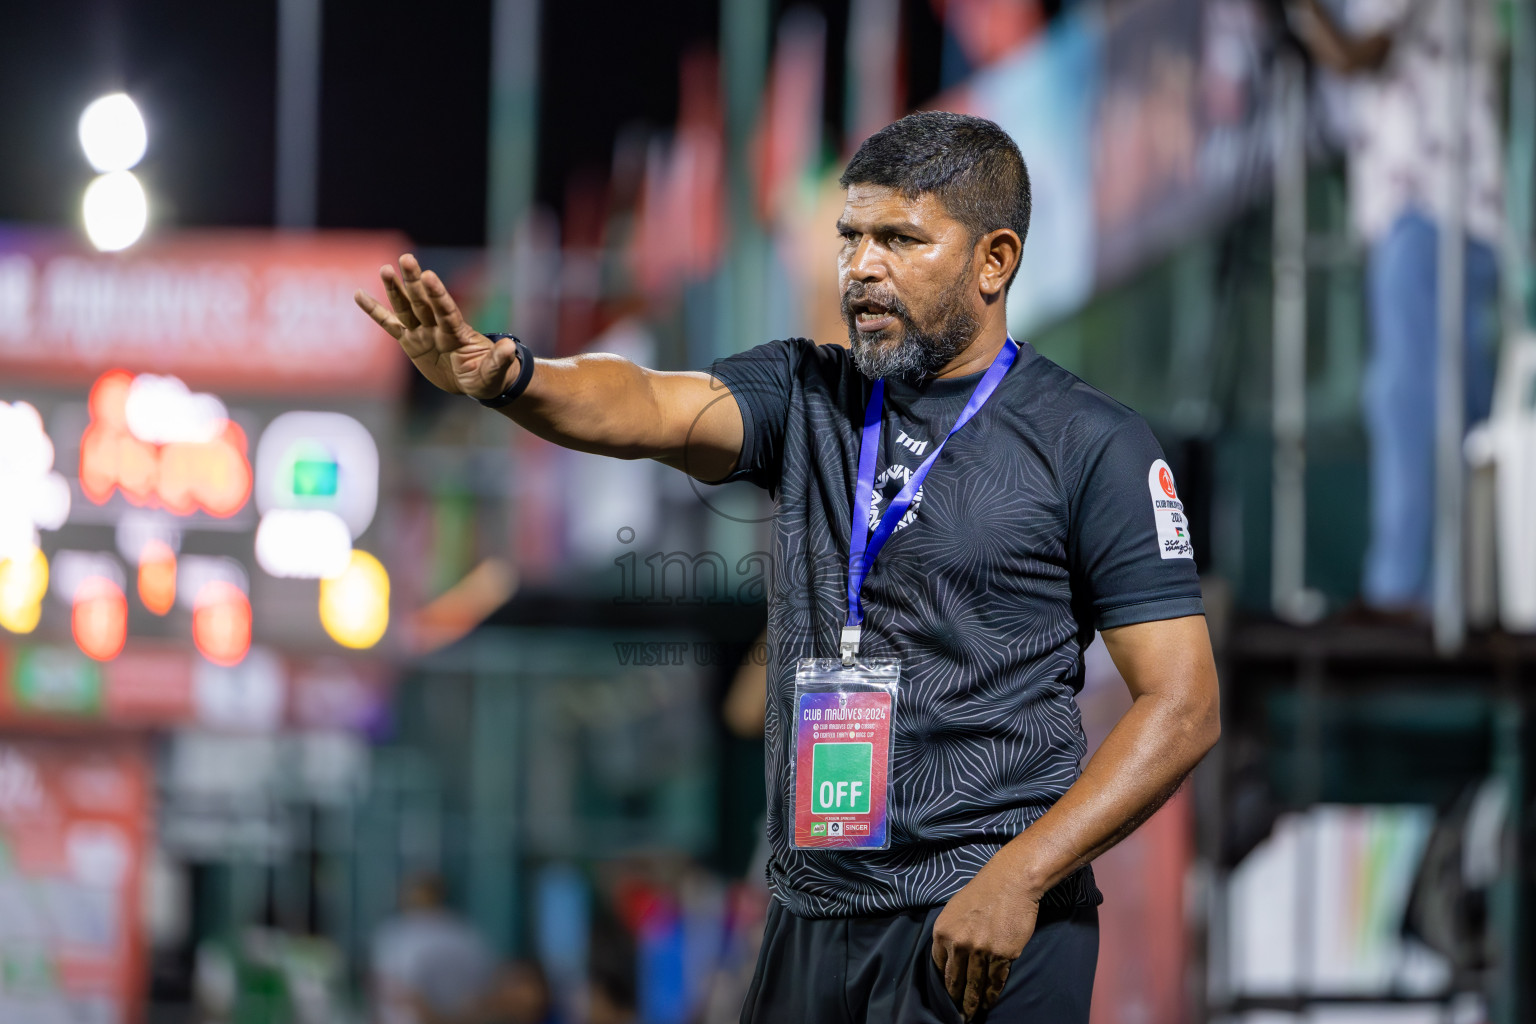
top-left (137, 538), bottom-right (177, 616)
top-left (78, 93), bottom-right (147, 172)
top-left (0, 546), bottom-right (49, 635)
top-left (82, 171), bottom-right (148, 252)
top-left (318, 550), bottom-right (389, 650)
top-left (72, 575), bottom-right (128, 661)
top-left (192, 580), bottom-right (252, 667)
top-left (255, 508), bottom-right (352, 579)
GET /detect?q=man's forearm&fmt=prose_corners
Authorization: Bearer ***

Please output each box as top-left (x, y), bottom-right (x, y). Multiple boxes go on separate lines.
top-left (986, 686), bottom-right (1219, 897)
top-left (483, 352), bottom-right (743, 481)
top-left (357, 257), bottom-right (737, 479)
top-left (492, 352), bottom-right (667, 458)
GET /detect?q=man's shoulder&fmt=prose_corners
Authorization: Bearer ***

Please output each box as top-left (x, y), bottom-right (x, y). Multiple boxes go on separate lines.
top-left (778, 337), bottom-right (854, 380)
top-left (1010, 345), bottom-right (1148, 443)
top-left (710, 337), bottom-right (852, 392)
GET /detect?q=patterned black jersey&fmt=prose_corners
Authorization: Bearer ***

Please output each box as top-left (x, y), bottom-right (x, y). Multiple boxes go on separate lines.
top-left (708, 338), bottom-right (1204, 918)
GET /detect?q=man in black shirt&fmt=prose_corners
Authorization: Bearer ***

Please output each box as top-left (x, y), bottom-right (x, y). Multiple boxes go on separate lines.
top-left (357, 112), bottom-right (1220, 1023)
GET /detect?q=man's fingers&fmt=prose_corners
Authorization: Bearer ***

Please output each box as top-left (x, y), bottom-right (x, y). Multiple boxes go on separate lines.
top-left (943, 943), bottom-right (968, 1006)
top-left (961, 952), bottom-right (986, 1020)
top-left (380, 266), bottom-right (420, 328)
top-left (353, 290), bottom-right (404, 340)
top-left (422, 270), bottom-right (467, 334)
top-left (396, 253), bottom-right (438, 326)
top-left (982, 958), bottom-right (1011, 1012)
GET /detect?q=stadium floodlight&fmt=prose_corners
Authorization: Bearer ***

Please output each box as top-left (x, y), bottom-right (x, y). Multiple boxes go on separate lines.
top-left (78, 93), bottom-right (147, 172)
top-left (82, 171), bottom-right (148, 252)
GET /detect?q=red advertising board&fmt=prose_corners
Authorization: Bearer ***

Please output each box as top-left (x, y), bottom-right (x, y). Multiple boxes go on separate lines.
top-left (0, 736), bottom-right (151, 1023)
top-left (0, 230), bottom-right (410, 396)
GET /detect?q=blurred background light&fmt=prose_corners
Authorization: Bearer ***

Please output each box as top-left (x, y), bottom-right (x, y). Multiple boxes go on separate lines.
top-left (80, 371), bottom-right (251, 517)
top-left (173, 555), bottom-right (248, 614)
top-left (255, 412), bottom-right (379, 536)
top-left (0, 400), bottom-right (70, 560)
top-left (255, 508), bottom-right (352, 579)
top-left (137, 538), bottom-right (177, 615)
top-left (318, 549), bottom-right (388, 650)
top-left (191, 580), bottom-right (252, 667)
top-left (125, 375), bottom-right (229, 445)
top-left (82, 171), bottom-right (148, 252)
top-left (72, 575), bottom-right (128, 661)
top-left (0, 545), bottom-right (49, 635)
top-left (78, 93), bottom-right (147, 172)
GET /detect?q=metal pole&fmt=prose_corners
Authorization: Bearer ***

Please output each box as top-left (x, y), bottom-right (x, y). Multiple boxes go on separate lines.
top-left (720, 0), bottom-right (770, 361)
top-left (1489, 685), bottom-right (1526, 1024)
top-left (486, 0), bottom-right (541, 326)
top-left (1270, 51), bottom-right (1321, 623)
top-left (1433, 0), bottom-right (1468, 656)
top-left (275, 0), bottom-right (322, 228)
top-left (469, 664), bottom-right (520, 955)
top-left (709, 0), bottom-right (772, 557)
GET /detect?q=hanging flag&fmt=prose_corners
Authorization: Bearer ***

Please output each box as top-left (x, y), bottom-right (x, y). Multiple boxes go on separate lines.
top-left (754, 8), bottom-right (827, 222)
top-left (631, 51), bottom-right (725, 298)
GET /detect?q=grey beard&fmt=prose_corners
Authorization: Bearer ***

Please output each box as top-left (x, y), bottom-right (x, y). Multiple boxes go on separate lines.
top-left (850, 326), bottom-right (966, 383)
top-left (844, 269), bottom-right (981, 384)
top-left (846, 303), bottom-right (979, 384)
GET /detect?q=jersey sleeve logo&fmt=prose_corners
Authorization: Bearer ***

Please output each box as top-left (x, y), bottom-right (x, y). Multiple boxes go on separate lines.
top-left (1148, 459), bottom-right (1194, 560)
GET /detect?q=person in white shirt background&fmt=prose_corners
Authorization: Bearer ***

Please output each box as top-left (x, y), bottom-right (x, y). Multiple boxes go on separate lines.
top-left (371, 874), bottom-right (497, 1024)
top-left (1289, 0), bottom-right (1503, 617)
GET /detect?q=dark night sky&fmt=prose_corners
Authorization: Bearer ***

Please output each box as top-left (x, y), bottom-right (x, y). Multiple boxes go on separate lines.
top-left (1, 0), bottom-right (948, 246)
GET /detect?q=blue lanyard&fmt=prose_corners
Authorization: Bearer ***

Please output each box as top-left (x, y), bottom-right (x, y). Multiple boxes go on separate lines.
top-left (841, 337), bottom-right (1019, 662)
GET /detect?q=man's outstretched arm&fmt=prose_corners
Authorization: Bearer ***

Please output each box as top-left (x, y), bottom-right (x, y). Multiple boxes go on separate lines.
top-left (354, 253), bottom-right (745, 482)
top-left (931, 614), bottom-right (1220, 1020)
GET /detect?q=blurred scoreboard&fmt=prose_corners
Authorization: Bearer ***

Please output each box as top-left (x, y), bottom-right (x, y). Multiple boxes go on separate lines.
top-left (0, 229), bottom-right (409, 734)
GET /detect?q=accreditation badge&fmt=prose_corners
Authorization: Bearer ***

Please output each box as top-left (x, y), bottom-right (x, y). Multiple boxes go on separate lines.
top-left (790, 658), bottom-right (899, 851)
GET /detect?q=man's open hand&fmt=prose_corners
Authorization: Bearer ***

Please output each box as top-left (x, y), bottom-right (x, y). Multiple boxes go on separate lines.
top-left (354, 253), bottom-right (517, 400)
top-left (931, 864), bottom-right (1041, 1020)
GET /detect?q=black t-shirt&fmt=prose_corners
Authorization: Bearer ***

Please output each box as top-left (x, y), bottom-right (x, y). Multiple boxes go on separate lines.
top-left (708, 338), bottom-right (1204, 917)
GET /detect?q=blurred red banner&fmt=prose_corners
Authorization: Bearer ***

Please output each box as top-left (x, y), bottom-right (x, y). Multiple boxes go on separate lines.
top-left (0, 229), bottom-right (410, 396)
top-left (0, 736), bottom-right (152, 1023)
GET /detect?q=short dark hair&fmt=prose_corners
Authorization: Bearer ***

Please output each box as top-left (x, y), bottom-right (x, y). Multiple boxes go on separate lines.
top-left (840, 111), bottom-right (1031, 286)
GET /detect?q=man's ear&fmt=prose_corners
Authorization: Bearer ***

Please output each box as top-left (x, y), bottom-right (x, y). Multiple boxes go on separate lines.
top-left (977, 229), bottom-right (1022, 299)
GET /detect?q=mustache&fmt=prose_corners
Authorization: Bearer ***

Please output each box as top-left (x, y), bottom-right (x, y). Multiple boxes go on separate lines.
top-left (840, 283), bottom-right (912, 324)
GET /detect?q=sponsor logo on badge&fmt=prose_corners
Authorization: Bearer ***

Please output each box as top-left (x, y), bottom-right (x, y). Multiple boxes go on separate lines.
top-left (828, 821), bottom-right (844, 837)
top-left (1148, 459), bottom-right (1194, 560)
top-left (811, 822), bottom-right (827, 836)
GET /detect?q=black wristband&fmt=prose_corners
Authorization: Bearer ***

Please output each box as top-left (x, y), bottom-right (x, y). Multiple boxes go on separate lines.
top-left (476, 334), bottom-right (536, 408)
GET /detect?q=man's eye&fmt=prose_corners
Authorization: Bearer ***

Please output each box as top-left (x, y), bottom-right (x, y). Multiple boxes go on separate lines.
top-left (891, 234), bottom-right (916, 246)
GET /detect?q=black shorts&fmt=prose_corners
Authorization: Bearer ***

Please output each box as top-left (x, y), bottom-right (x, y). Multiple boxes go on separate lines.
top-left (740, 899), bottom-right (1098, 1024)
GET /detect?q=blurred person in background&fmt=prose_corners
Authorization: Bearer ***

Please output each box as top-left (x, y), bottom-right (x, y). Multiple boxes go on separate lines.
top-left (410, 960), bottom-right (558, 1024)
top-left (372, 874), bottom-right (497, 1024)
top-left (1289, 0), bottom-right (1503, 619)
top-left (355, 111), bottom-right (1220, 1023)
